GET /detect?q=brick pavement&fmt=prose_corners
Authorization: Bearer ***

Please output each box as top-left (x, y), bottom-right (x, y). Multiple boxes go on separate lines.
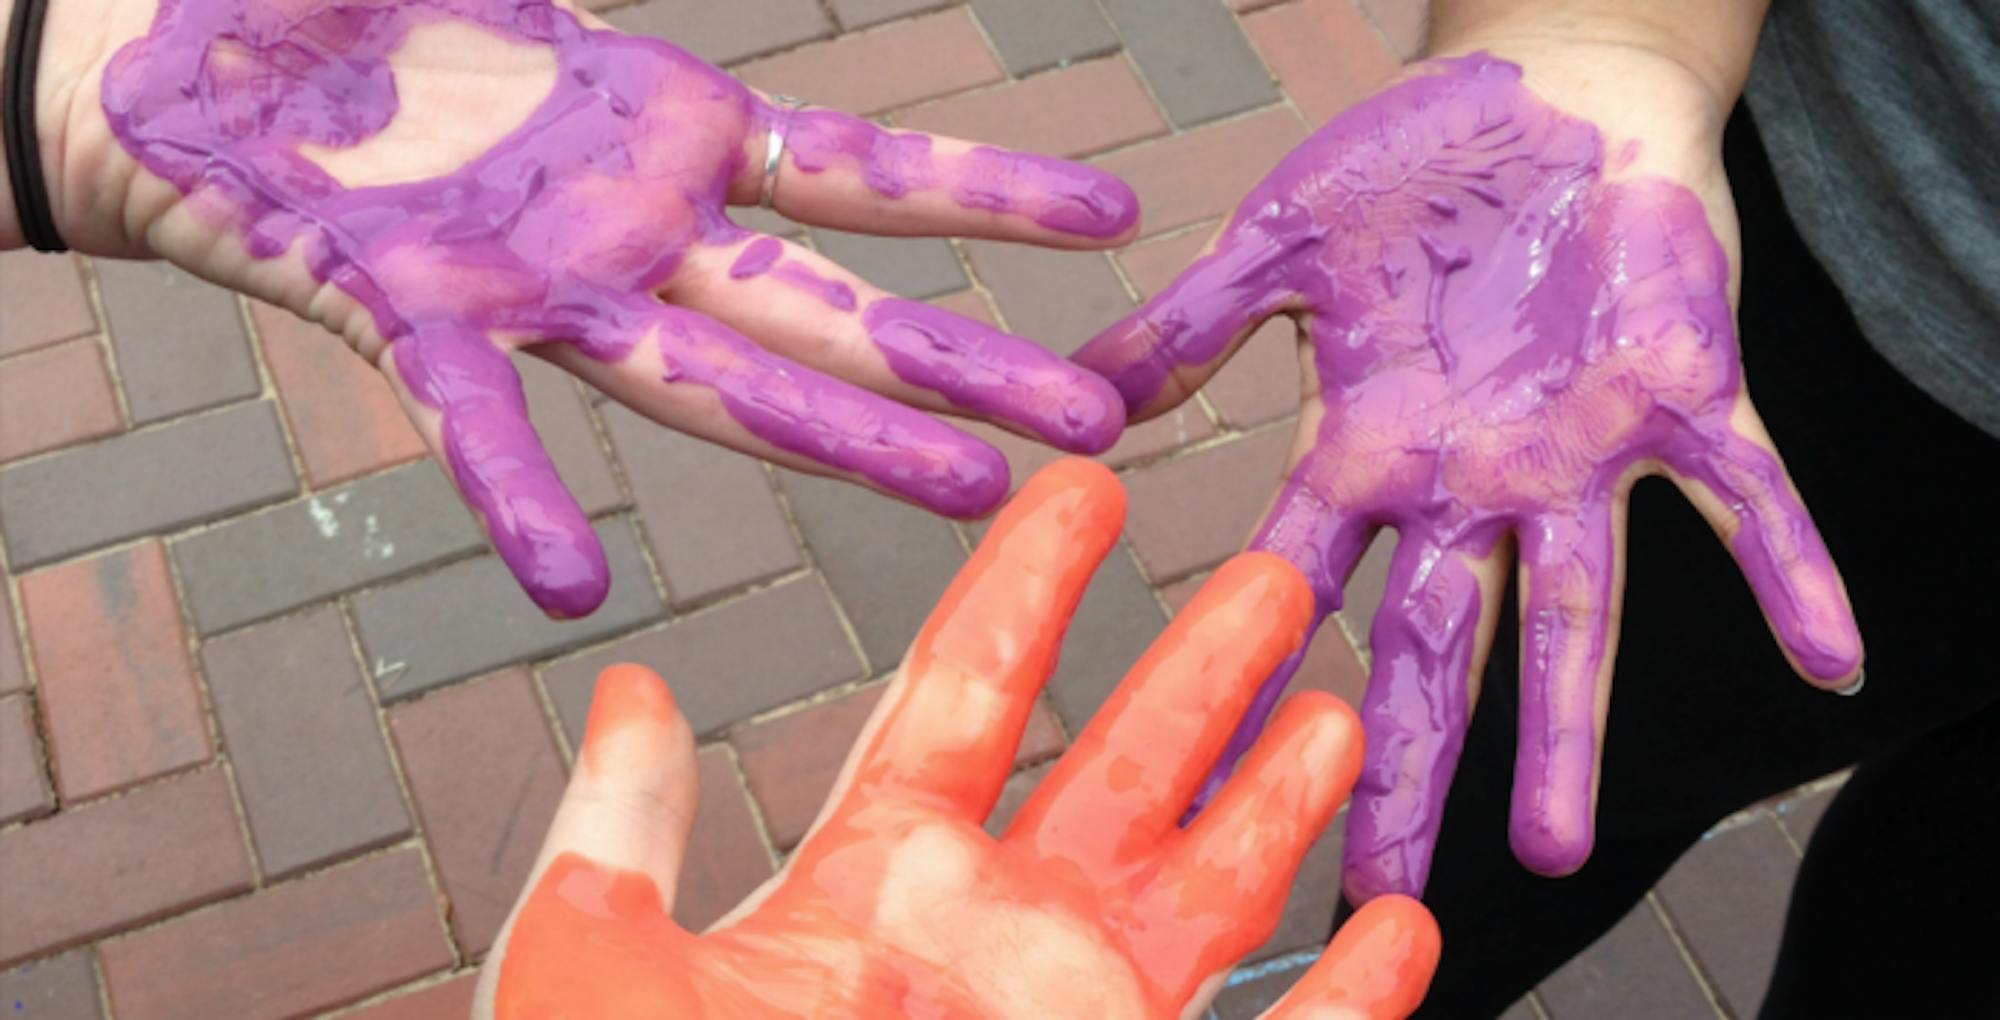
top-left (0, 2), bottom-right (1839, 1017)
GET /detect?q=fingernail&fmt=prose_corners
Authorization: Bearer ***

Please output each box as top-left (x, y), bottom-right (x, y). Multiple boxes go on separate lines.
top-left (1835, 666), bottom-right (1866, 697)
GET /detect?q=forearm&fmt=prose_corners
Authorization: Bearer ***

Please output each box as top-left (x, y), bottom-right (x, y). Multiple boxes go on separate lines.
top-left (1428, 0), bottom-right (1770, 109)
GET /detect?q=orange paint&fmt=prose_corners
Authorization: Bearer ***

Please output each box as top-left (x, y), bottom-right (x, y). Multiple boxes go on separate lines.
top-left (494, 462), bottom-right (1436, 1019)
top-left (1270, 895), bottom-right (1441, 1019)
top-left (577, 661), bottom-right (682, 781)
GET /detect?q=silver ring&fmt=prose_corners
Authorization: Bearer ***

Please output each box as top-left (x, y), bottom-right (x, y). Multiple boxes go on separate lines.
top-left (761, 94), bottom-right (807, 210)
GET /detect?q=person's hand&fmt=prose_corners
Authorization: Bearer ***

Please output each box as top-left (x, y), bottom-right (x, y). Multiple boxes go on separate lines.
top-left (475, 460), bottom-right (1441, 1019)
top-left (1072, 26), bottom-right (1864, 902)
top-left (12, 0), bottom-right (1134, 617)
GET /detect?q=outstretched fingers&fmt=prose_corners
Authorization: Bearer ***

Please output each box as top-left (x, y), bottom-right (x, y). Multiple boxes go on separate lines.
top-left (673, 233), bottom-right (1124, 454)
top-left (382, 326), bottom-right (607, 619)
top-left (540, 295), bottom-right (1015, 518)
top-left (1260, 897), bottom-right (1441, 1020)
top-left (1003, 553), bottom-right (1316, 883)
top-left (1667, 408), bottom-right (1863, 686)
top-left (832, 459), bottom-right (1126, 820)
top-left (1509, 511), bottom-right (1620, 876)
top-left (1132, 693), bottom-right (1364, 985)
top-left (1342, 534), bottom-right (1501, 902)
top-left (740, 100), bottom-right (1139, 248)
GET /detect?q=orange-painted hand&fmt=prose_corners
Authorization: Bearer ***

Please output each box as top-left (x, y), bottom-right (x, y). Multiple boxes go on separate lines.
top-left (475, 459), bottom-right (1440, 1019)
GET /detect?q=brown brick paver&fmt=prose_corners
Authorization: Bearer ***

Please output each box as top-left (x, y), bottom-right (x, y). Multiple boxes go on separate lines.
top-left (250, 302), bottom-right (426, 490)
top-left (0, 4), bottom-right (1819, 1013)
top-left (0, 768), bottom-right (252, 966)
top-left (0, 338), bottom-right (122, 463)
top-left (98, 850), bottom-right (452, 1020)
top-left (93, 262), bottom-right (260, 427)
top-left (0, 250), bottom-right (94, 357)
top-left (341, 974), bottom-right (478, 1020)
top-left (203, 606), bottom-right (410, 880)
top-left (736, 9), bottom-right (1003, 117)
top-left (390, 667), bottom-right (567, 958)
top-left (21, 541), bottom-right (211, 801)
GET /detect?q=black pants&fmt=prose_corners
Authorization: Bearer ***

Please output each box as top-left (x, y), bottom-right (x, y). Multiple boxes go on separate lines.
top-left (1403, 108), bottom-right (2000, 1017)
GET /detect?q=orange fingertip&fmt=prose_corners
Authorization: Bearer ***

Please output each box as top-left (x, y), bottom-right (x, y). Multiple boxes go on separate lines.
top-left (580, 663), bottom-right (682, 779)
top-left (1194, 552), bottom-right (1315, 650)
top-left (912, 458), bottom-right (1126, 671)
top-left (1317, 895), bottom-right (1442, 1017)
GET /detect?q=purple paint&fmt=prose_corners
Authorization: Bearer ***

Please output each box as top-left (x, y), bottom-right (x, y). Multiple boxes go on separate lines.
top-left (1078, 56), bottom-right (1862, 900)
top-left (866, 299), bottom-right (1123, 453)
top-left (772, 260), bottom-right (858, 312)
top-left (101, 0), bottom-right (1135, 616)
top-left (780, 109), bottom-right (1139, 239)
top-left (729, 236), bottom-right (783, 279)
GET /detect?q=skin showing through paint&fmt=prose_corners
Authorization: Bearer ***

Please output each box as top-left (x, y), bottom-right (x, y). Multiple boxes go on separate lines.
top-left (1074, 54), bottom-right (1864, 902)
top-left (93, 0), bottom-right (1137, 618)
top-left (478, 461), bottom-right (1441, 1019)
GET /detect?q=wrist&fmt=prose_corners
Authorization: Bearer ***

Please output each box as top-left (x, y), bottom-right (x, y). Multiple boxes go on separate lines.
top-left (3, 0), bottom-right (158, 252)
top-left (1426, 0), bottom-right (1767, 115)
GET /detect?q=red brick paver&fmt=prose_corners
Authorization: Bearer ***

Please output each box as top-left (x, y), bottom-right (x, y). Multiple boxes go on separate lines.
top-left (0, 338), bottom-right (122, 463)
top-left (20, 541), bottom-right (211, 802)
top-left (98, 850), bottom-right (452, 1020)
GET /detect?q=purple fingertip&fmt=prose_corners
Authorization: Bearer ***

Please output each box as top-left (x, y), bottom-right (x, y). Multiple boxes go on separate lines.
top-left (956, 148), bottom-right (1141, 240)
top-left (1507, 805), bottom-right (1594, 877)
top-left (864, 299), bottom-right (1126, 454)
top-left (1073, 314), bottom-right (1175, 412)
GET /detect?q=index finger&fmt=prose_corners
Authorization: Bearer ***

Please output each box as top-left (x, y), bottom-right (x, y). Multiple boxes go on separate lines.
top-left (833, 459), bottom-right (1126, 820)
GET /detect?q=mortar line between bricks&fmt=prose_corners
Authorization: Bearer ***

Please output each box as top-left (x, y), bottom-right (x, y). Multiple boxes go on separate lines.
top-left (884, 53), bottom-right (1170, 159)
top-left (1645, 889), bottom-right (1732, 1019)
top-left (157, 526), bottom-right (267, 889)
top-left (69, 833), bottom-right (432, 968)
top-left (74, 255), bottom-right (136, 429)
top-left (313, 965), bottom-right (479, 1019)
top-left (89, 946), bottom-right (119, 1020)
top-left (0, 387), bottom-right (282, 476)
top-left (529, 663), bottom-right (578, 765)
top-left (1237, 0), bottom-right (1324, 135)
top-left (1349, 0), bottom-right (1424, 63)
top-left (333, 595), bottom-right (467, 968)
top-left (1081, 97), bottom-right (1302, 169)
top-left (530, 561), bottom-right (817, 681)
top-left (236, 292), bottom-right (314, 490)
top-left (1526, 988), bottom-right (1553, 1020)
top-left (760, 460), bottom-right (875, 676)
top-left (714, 740), bottom-right (784, 875)
top-left (955, 1), bottom-right (1010, 83)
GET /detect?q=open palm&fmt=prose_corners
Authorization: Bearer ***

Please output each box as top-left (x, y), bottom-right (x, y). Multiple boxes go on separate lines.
top-left (479, 462), bottom-right (1439, 1019)
top-left (45, 0), bottom-right (1134, 616)
top-left (1075, 52), bottom-right (1863, 902)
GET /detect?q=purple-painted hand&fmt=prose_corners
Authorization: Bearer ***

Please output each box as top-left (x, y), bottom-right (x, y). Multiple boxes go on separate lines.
top-left (86, 0), bottom-right (1135, 616)
top-left (1075, 54), bottom-right (1862, 901)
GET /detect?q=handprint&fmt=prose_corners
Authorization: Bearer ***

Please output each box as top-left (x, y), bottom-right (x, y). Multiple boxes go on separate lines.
top-left (88, 0), bottom-right (1134, 616)
top-left (478, 462), bottom-right (1439, 1019)
top-left (1076, 54), bottom-right (1863, 901)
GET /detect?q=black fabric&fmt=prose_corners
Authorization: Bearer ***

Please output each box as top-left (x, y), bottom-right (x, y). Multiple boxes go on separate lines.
top-left (4, 0), bottom-right (64, 252)
top-left (1397, 106), bottom-right (2000, 1017)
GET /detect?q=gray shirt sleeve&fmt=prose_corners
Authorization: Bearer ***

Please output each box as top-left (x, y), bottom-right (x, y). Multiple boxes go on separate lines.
top-left (1746, 0), bottom-right (2000, 438)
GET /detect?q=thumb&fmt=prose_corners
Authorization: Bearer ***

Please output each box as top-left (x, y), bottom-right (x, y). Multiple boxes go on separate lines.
top-left (531, 663), bottom-right (700, 910)
top-left (1260, 896), bottom-right (1440, 1020)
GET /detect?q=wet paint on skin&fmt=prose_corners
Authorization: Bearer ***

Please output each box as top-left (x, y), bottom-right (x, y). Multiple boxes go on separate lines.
top-left (727, 236), bottom-right (783, 279)
top-left (495, 463), bottom-right (1437, 1018)
top-left (777, 109), bottom-right (1141, 240)
top-left (102, 0), bottom-right (1134, 617)
top-left (1075, 56), bottom-right (1862, 900)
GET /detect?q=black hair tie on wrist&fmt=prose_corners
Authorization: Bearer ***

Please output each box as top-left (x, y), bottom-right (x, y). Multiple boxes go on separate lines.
top-left (5, 0), bottom-right (66, 252)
